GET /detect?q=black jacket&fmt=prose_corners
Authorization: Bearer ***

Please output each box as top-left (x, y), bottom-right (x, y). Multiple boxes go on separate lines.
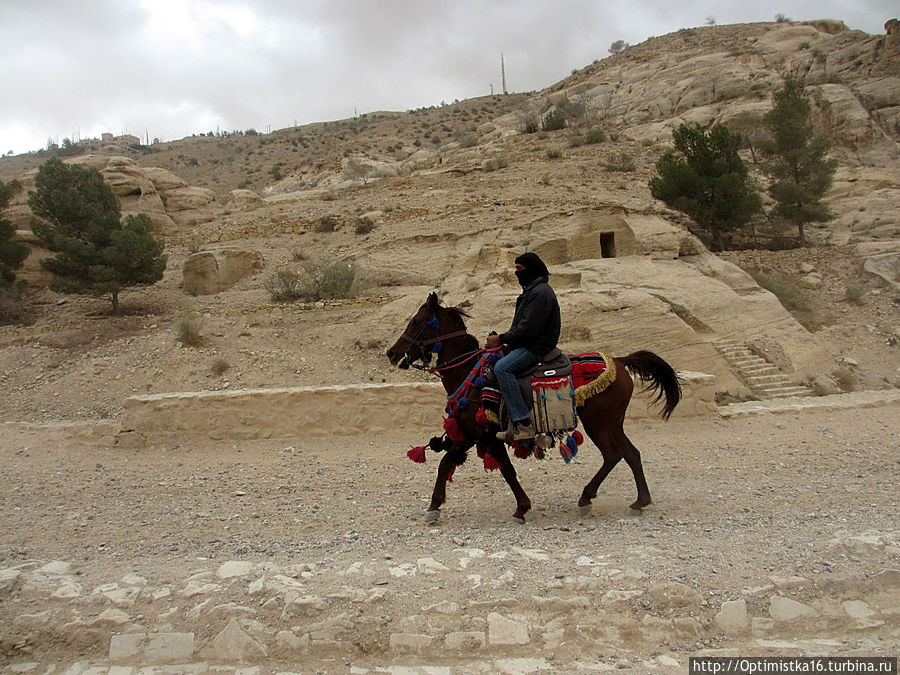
top-left (500, 277), bottom-right (561, 356)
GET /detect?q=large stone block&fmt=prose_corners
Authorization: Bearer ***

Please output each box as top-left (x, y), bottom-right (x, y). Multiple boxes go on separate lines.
top-left (182, 248), bottom-right (264, 295)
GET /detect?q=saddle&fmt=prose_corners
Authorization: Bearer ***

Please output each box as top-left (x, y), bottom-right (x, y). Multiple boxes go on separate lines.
top-left (483, 348), bottom-right (578, 437)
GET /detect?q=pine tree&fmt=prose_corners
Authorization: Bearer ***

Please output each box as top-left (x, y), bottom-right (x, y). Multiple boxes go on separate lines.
top-left (649, 123), bottom-right (762, 251)
top-left (0, 180), bottom-right (28, 290)
top-left (28, 158), bottom-right (166, 313)
top-left (760, 76), bottom-right (837, 246)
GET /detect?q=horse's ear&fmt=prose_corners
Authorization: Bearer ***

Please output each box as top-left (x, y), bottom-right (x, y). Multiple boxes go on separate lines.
top-left (426, 292), bottom-right (440, 310)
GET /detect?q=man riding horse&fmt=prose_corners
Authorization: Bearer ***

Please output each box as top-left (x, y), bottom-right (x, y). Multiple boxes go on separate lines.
top-left (486, 252), bottom-right (561, 442)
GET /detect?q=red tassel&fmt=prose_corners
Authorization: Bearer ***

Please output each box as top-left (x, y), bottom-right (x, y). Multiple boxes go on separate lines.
top-left (407, 446), bottom-right (427, 463)
top-left (513, 442), bottom-right (532, 459)
top-left (482, 452), bottom-right (502, 472)
top-left (572, 430), bottom-right (584, 445)
top-left (447, 465), bottom-right (456, 483)
top-left (475, 407), bottom-right (488, 428)
top-left (443, 416), bottom-right (466, 442)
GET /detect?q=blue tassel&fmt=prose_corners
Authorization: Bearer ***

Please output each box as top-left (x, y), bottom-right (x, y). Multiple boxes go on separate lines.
top-left (432, 341), bottom-right (442, 353)
top-left (487, 352), bottom-right (501, 364)
top-left (458, 396), bottom-right (470, 409)
top-left (426, 317), bottom-right (439, 329)
top-left (566, 435), bottom-right (579, 458)
top-left (474, 376), bottom-right (486, 388)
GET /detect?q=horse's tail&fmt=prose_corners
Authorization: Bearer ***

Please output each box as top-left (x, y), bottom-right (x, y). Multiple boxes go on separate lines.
top-left (619, 351), bottom-right (682, 421)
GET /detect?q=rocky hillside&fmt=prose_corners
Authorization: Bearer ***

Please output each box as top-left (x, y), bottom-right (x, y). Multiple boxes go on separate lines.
top-left (0, 18), bottom-right (897, 424)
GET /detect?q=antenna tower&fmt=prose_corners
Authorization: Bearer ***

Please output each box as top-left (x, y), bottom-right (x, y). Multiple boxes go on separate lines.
top-left (501, 54), bottom-right (507, 95)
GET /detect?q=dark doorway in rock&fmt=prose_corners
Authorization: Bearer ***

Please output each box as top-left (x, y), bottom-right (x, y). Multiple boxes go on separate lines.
top-left (601, 232), bottom-right (616, 258)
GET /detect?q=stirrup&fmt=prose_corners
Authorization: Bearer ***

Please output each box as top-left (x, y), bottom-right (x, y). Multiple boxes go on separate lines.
top-left (496, 420), bottom-right (516, 442)
top-left (496, 420), bottom-right (534, 443)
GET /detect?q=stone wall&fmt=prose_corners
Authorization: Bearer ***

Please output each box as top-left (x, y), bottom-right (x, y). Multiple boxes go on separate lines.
top-left (119, 373), bottom-right (716, 446)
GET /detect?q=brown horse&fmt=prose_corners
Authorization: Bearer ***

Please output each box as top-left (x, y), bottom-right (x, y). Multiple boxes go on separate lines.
top-left (386, 292), bottom-right (682, 523)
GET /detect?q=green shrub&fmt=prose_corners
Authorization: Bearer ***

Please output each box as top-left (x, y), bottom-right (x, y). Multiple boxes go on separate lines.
top-left (844, 284), bottom-right (866, 305)
top-left (604, 151), bottom-right (636, 172)
top-left (176, 312), bottom-right (203, 347)
top-left (482, 156), bottom-right (509, 172)
top-left (355, 216), bottom-right (375, 235)
top-left (264, 268), bottom-right (305, 302)
top-left (545, 148), bottom-right (562, 160)
top-left (316, 215), bottom-right (338, 232)
top-left (521, 117), bottom-right (540, 134)
top-left (542, 110), bottom-right (567, 132)
top-left (306, 261), bottom-right (355, 301)
top-left (210, 358), bottom-right (230, 376)
top-left (585, 126), bottom-right (607, 144)
top-left (267, 262), bottom-right (356, 302)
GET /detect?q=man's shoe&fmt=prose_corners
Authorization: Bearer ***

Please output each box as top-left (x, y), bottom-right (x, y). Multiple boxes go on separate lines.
top-left (512, 422), bottom-right (535, 441)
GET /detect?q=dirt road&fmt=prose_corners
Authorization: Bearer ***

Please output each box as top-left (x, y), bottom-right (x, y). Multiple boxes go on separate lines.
top-left (1, 401), bottom-right (898, 673)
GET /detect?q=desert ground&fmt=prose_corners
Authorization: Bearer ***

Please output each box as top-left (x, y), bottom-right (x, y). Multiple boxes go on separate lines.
top-left (1, 398), bottom-right (898, 673)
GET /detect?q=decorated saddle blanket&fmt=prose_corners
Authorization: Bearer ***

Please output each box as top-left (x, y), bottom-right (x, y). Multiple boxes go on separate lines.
top-left (570, 353), bottom-right (616, 406)
top-left (481, 352), bottom-right (616, 421)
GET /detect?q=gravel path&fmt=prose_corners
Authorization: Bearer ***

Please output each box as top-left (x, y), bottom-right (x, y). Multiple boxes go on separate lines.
top-left (1, 401), bottom-right (898, 673)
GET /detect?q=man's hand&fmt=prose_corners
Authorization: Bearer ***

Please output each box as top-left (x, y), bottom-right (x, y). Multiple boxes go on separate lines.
top-left (486, 334), bottom-right (501, 349)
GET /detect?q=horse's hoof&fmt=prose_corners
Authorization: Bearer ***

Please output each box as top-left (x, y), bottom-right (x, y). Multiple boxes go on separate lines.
top-left (579, 504), bottom-right (592, 517)
top-left (509, 516), bottom-right (526, 525)
top-left (424, 509), bottom-right (440, 524)
top-left (626, 507), bottom-right (643, 518)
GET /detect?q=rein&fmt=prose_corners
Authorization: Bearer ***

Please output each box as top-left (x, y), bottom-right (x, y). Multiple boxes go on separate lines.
top-left (399, 312), bottom-right (474, 373)
top-left (413, 348), bottom-right (485, 375)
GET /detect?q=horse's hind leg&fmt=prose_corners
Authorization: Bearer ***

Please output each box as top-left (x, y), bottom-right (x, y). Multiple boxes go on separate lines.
top-left (617, 427), bottom-right (651, 511)
top-left (426, 450), bottom-right (466, 524)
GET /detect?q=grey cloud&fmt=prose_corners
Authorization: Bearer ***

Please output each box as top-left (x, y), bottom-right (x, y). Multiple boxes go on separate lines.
top-left (0, 0), bottom-right (896, 154)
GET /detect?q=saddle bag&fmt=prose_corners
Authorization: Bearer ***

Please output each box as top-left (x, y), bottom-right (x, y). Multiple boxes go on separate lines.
top-left (530, 375), bottom-right (578, 434)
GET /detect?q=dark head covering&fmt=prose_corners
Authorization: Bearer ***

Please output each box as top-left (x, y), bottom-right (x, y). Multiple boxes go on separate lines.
top-left (514, 252), bottom-right (550, 288)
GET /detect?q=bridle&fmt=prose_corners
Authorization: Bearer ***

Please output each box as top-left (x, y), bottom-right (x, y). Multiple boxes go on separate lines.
top-left (397, 312), bottom-right (475, 372)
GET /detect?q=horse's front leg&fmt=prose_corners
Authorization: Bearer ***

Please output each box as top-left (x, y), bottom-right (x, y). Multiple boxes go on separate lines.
top-left (489, 441), bottom-right (531, 523)
top-left (426, 449), bottom-right (467, 523)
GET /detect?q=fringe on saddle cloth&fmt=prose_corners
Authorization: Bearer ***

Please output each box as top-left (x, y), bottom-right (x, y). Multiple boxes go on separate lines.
top-left (571, 352), bottom-right (617, 406)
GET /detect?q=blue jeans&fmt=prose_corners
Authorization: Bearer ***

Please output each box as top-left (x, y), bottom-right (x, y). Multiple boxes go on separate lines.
top-left (494, 347), bottom-right (541, 423)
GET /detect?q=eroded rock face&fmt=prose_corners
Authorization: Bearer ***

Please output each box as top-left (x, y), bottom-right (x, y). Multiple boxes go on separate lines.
top-left (223, 189), bottom-right (265, 211)
top-left (8, 155), bottom-right (217, 235)
top-left (182, 248), bottom-right (264, 295)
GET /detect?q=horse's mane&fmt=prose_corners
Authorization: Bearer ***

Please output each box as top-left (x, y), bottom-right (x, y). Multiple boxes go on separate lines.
top-left (442, 305), bottom-right (471, 326)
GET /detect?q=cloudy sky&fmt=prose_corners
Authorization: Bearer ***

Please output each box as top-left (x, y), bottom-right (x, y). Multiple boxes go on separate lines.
top-left (0, 0), bottom-right (894, 155)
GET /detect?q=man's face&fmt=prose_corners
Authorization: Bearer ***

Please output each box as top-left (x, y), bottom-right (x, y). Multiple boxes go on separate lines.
top-left (514, 263), bottom-right (525, 273)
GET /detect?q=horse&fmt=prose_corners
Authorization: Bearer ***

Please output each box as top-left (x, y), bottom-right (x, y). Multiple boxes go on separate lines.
top-left (386, 292), bottom-right (682, 523)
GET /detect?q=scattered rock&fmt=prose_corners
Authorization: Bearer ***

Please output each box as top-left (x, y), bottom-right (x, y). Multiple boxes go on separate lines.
top-left (768, 596), bottom-right (818, 621)
top-left (715, 599), bottom-right (749, 633)
top-left (487, 612), bottom-right (530, 645)
top-left (202, 618), bottom-right (267, 662)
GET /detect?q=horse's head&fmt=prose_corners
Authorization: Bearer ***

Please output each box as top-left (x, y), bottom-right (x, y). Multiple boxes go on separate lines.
top-left (386, 292), bottom-right (469, 369)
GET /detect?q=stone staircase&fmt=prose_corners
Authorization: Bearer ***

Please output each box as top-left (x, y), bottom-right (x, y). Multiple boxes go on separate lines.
top-left (714, 339), bottom-right (810, 400)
